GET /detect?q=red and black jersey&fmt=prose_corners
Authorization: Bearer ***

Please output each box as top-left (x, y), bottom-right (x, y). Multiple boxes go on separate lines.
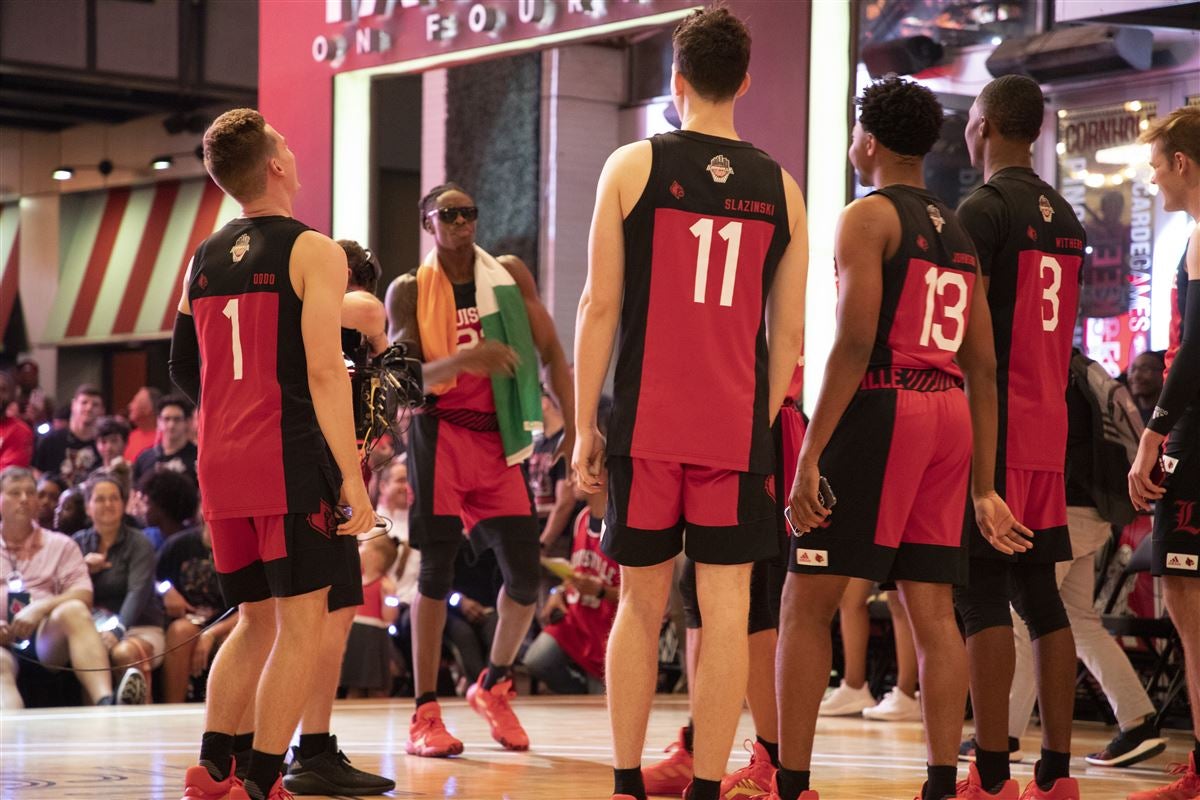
top-left (1167, 252), bottom-right (1187, 373)
top-left (863, 185), bottom-right (979, 384)
top-left (608, 131), bottom-right (791, 474)
top-left (958, 168), bottom-right (1086, 472)
top-left (187, 216), bottom-right (340, 520)
top-left (543, 509), bottom-right (620, 679)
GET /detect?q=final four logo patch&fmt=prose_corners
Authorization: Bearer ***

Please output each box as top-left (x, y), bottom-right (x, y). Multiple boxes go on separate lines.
top-left (231, 233), bottom-right (250, 263)
top-left (706, 155), bottom-right (733, 184)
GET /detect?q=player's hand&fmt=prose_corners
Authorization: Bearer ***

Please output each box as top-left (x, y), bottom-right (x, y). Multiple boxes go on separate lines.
top-left (1128, 430), bottom-right (1166, 512)
top-left (555, 424), bottom-right (576, 469)
top-left (191, 630), bottom-right (215, 677)
top-left (337, 481), bottom-right (376, 536)
top-left (458, 340), bottom-right (518, 377)
top-left (84, 552), bottom-right (112, 574)
top-left (572, 427), bottom-right (605, 495)
top-left (787, 457), bottom-right (830, 535)
top-left (973, 491), bottom-right (1033, 555)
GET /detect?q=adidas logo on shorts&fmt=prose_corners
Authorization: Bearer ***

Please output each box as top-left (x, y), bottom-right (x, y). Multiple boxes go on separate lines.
top-left (1167, 553), bottom-right (1198, 571)
top-left (795, 548), bottom-right (828, 567)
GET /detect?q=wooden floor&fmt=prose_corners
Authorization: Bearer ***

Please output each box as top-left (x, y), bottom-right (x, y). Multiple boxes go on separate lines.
top-left (0, 695), bottom-right (1187, 799)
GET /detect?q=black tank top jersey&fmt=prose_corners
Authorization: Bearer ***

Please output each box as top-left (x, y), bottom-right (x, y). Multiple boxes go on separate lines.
top-left (609, 130), bottom-right (791, 474)
top-left (865, 185), bottom-right (980, 381)
top-left (187, 215), bottom-right (340, 519)
top-left (957, 168), bottom-right (1086, 472)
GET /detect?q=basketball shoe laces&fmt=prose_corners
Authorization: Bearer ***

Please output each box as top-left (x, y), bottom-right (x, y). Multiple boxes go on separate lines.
top-left (480, 679), bottom-right (520, 727)
top-left (1154, 761), bottom-right (1200, 796)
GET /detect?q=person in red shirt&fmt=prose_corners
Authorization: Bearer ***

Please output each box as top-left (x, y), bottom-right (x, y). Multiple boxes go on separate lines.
top-left (0, 372), bottom-right (33, 470)
top-left (123, 386), bottom-right (161, 463)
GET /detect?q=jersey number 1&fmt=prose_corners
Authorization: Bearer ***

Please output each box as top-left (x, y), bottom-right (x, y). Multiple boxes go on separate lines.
top-left (690, 218), bottom-right (743, 307)
top-left (222, 298), bottom-right (244, 381)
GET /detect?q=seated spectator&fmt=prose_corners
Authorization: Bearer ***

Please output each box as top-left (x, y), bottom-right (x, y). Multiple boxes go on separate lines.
top-left (132, 395), bottom-right (197, 486)
top-left (33, 385), bottom-right (103, 486)
top-left (136, 469), bottom-right (200, 551)
top-left (0, 466), bottom-right (142, 707)
top-left (72, 472), bottom-right (164, 700)
top-left (54, 486), bottom-right (89, 536)
top-left (14, 358), bottom-right (52, 431)
top-left (93, 416), bottom-right (131, 471)
top-left (35, 475), bottom-right (66, 530)
top-left (124, 386), bottom-right (161, 463)
top-left (340, 536), bottom-right (400, 698)
top-left (1126, 350), bottom-right (1166, 426)
top-left (525, 427), bottom-right (619, 695)
top-left (0, 371), bottom-right (34, 469)
top-left (156, 521), bottom-right (234, 703)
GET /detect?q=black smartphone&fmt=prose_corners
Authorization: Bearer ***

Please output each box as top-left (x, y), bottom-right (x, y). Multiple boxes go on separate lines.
top-left (7, 591), bottom-right (30, 623)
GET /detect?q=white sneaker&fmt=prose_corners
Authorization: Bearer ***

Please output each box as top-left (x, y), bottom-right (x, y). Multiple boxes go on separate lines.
top-left (817, 680), bottom-right (875, 716)
top-left (116, 667), bottom-right (147, 705)
top-left (862, 687), bottom-right (922, 721)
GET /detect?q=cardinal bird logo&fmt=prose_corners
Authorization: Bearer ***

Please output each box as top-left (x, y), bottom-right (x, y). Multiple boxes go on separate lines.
top-left (307, 499), bottom-right (338, 538)
top-left (670, 180), bottom-right (685, 199)
top-left (1176, 501), bottom-right (1200, 536)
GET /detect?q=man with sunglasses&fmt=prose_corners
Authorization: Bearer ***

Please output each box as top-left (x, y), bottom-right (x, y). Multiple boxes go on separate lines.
top-left (385, 182), bottom-right (573, 758)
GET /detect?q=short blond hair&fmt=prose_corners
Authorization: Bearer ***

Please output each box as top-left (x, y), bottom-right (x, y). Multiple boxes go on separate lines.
top-left (203, 108), bottom-right (275, 202)
top-left (1140, 106), bottom-right (1200, 165)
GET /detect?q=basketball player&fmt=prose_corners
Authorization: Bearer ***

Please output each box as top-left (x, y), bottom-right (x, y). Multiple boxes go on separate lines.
top-left (1126, 105), bottom-right (1200, 800)
top-left (573, 8), bottom-right (809, 800)
top-left (949, 75), bottom-right (1086, 800)
top-left (275, 239), bottom-right (394, 796)
top-left (777, 77), bottom-right (1029, 800)
top-left (385, 183), bottom-right (573, 757)
top-left (170, 108), bottom-right (374, 800)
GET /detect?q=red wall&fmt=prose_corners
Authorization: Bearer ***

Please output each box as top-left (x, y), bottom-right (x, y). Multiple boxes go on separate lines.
top-left (257, 0), bottom-right (811, 233)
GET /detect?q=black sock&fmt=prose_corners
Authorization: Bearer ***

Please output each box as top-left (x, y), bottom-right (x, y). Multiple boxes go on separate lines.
top-left (687, 777), bottom-right (720, 800)
top-left (244, 750), bottom-right (285, 800)
top-left (298, 732), bottom-right (330, 760)
top-left (1193, 737), bottom-right (1200, 764)
top-left (683, 720), bottom-right (694, 754)
top-left (757, 735), bottom-right (780, 768)
top-left (613, 766), bottom-right (645, 799)
top-left (415, 691), bottom-right (438, 708)
top-left (483, 660), bottom-right (512, 690)
top-left (1036, 749), bottom-right (1070, 790)
top-left (776, 767), bottom-right (811, 800)
top-left (924, 765), bottom-right (958, 800)
top-left (1008, 736), bottom-right (1022, 754)
top-left (199, 731), bottom-right (234, 781)
top-left (975, 746), bottom-right (1010, 792)
top-left (232, 732), bottom-right (254, 755)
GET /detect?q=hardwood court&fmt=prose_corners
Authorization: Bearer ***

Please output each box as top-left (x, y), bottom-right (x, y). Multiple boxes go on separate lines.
top-left (0, 695), bottom-right (1185, 799)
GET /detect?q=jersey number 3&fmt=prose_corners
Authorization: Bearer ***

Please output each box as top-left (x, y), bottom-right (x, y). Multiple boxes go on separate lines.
top-left (222, 298), bottom-right (244, 381)
top-left (1039, 255), bottom-right (1062, 332)
top-left (690, 218), bottom-right (743, 307)
top-left (919, 267), bottom-right (969, 351)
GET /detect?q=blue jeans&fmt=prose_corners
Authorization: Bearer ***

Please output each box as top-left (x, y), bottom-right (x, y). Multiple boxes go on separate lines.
top-left (524, 632), bottom-right (604, 694)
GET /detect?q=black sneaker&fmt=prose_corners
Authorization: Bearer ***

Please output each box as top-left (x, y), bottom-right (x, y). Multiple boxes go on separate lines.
top-left (1085, 721), bottom-right (1168, 767)
top-left (958, 736), bottom-right (1024, 763)
top-left (283, 735), bottom-right (396, 795)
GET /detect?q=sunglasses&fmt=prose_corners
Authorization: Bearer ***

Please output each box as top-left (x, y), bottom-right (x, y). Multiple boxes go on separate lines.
top-left (427, 206), bottom-right (478, 223)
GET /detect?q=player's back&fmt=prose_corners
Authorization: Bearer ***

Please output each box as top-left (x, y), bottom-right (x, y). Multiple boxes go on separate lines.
top-left (865, 185), bottom-right (979, 385)
top-left (960, 168), bottom-right (1086, 471)
top-left (609, 130), bottom-right (791, 474)
top-left (187, 216), bottom-right (339, 520)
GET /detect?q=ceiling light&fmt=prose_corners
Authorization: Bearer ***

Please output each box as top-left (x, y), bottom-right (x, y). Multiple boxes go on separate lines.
top-left (151, 155), bottom-right (173, 170)
top-left (52, 167), bottom-right (74, 180)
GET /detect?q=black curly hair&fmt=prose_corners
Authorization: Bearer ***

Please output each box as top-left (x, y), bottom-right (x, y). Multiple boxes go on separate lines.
top-left (418, 181), bottom-right (469, 230)
top-left (978, 75), bottom-right (1044, 144)
top-left (672, 5), bottom-right (751, 102)
top-left (857, 76), bottom-right (945, 157)
top-left (338, 239), bottom-right (381, 293)
top-left (137, 468), bottom-right (199, 526)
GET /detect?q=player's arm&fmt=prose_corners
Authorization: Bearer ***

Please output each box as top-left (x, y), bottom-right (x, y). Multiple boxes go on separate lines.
top-left (787, 197), bottom-right (890, 531)
top-left (956, 263), bottom-right (1033, 554)
top-left (766, 168), bottom-right (809, 422)
top-left (1130, 225), bottom-right (1200, 510)
top-left (169, 260), bottom-right (201, 404)
top-left (498, 253), bottom-right (575, 462)
top-left (956, 186), bottom-right (1006, 294)
top-left (573, 140), bottom-right (650, 493)
top-left (294, 231), bottom-right (374, 536)
top-left (342, 290), bottom-right (388, 356)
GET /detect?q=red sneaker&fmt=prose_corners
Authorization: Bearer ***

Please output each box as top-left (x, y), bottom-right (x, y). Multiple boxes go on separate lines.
top-left (1019, 773), bottom-right (1079, 800)
top-left (181, 760), bottom-right (241, 800)
top-left (229, 775), bottom-right (294, 799)
top-left (643, 727), bottom-right (693, 795)
top-left (405, 701), bottom-right (464, 757)
top-left (466, 671), bottom-right (529, 751)
top-left (1128, 754), bottom-right (1200, 800)
top-left (954, 763), bottom-right (1019, 799)
top-left (720, 739), bottom-right (776, 798)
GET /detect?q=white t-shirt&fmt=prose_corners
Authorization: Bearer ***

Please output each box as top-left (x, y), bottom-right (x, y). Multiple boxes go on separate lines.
top-left (377, 503), bottom-right (419, 604)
